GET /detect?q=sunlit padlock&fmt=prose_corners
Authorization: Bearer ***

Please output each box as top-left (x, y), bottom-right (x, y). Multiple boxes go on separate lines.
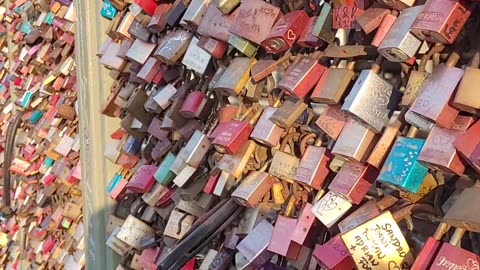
top-left (311, 2), bottom-right (336, 44)
top-left (116, 215), bottom-right (155, 250)
top-left (398, 172), bottom-right (438, 203)
top-left (417, 115), bottom-right (473, 175)
top-left (213, 57), bottom-right (256, 96)
top-left (454, 120), bottom-right (480, 174)
top-left (232, 162), bottom-right (275, 208)
top-left (215, 140), bottom-right (256, 179)
top-left (329, 161), bottom-right (378, 205)
top-left (278, 57), bottom-right (326, 99)
top-left (297, 16), bottom-right (325, 48)
top-left (409, 52), bottom-right (462, 128)
top-left (250, 95), bottom-right (284, 147)
top-left (378, 5), bottom-right (424, 62)
top-left (211, 106), bottom-right (262, 155)
top-left (315, 106), bottom-right (348, 141)
top-left (371, 10), bottom-right (398, 47)
top-left (311, 61), bottom-right (355, 105)
top-left (356, 7), bottom-right (389, 34)
top-left (378, 126), bottom-right (429, 194)
top-left (294, 137), bottom-right (332, 190)
top-left (269, 135), bottom-right (300, 183)
top-left (411, 0), bottom-right (471, 44)
top-left (367, 112), bottom-right (403, 168)
top-left (228, 34), bottom-right (259, 58)
top-left (125, 164), bottom-right (157, 193)
top-left (341, 56), bottom-right (393, 133)
top-left (311, 191), bottom-right (353, 228)
top-left (453, 52), bottom-right (480, 115)
top-left (341, 210), bottom-right (414, 270)
top-left (331, 118), bottom-right (379, 164)
top-left (291, 203), bottom-right (321, 248)
top-left (228, 0), bottom-right (282, 45)
top-left (261, 10), bottom-right (309, 54)
top-left (377, 0), bottom-right (415, 10)
top-left (269, 99), bottom-right (308, 129)
top-left (163, 209), bottom-right (195, 239)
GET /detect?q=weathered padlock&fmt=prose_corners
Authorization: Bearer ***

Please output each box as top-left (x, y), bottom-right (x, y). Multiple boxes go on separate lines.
top-left (294, 137), bottom-right (332, 190)
top-left (154, 29), bottom-right (193, 65)
top-left (409, 52), bottom-right (462, 128)
top-left (197, 4), bottom-right (238, 42)
top-left (269, 99), bottom-right (308, 129)
top-left (179, 0), bottom-right (210, 30)
top-left (250, 96), bottom-right (284, 147)
top-left (278, 57), bottom-right (326, 99)
top-left (341, 211), bottom-right (414, 270)
top-left (215, 140), bottom-right (256, 179)
top-left (411, 0), bottom-right (471, 44)
top-left (311, 2), bottom-right (335, 44)
top-left (418, 115), bottom-right (473, 175)
top-left (315, 106), bottom-right (348, 141)
top-left (213, 57), bottom-right (256, 96)
top-left (377, 0), bottom-right (415, 10)
top-left (311, 191), bottom-right (352, 228)
top-left (269, 135), bottom-right (300, 183)
top-left (228, 34), bottom-right (258, 57)
top-left (232, 162), bottom-right (275, 207)
top-left (331, 118), bottom-right (378, 164)
top-left (378, 126), bottom-right (429, 193)
top-left (261, 10), bottom-right (309, 54)
top-left (311, 61), bottom-right (355, 105)
top-left (332, 1), bottom-right (367, 29)
top-left (378, 5), bottom-right (424, 62)
top-left (328, 161), bottom-right (378, 204)
top-left (341, 56), bottom-right (393, 133)
top-left (453, 52), bottom-right (480, 114)
top-left (454, 120), bottom-right (480, 173)
top-left (367, 112), bottom-right (403, 168)
top-left (229, 0), bottom-right (282, 45)
top-left (443, 181), bottom-right (480, 233)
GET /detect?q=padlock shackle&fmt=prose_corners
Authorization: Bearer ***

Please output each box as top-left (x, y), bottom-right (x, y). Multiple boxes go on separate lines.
top-left (433, 222), bottom-right (450, 240)
top-left (419, 44), bottom-right (445, 72)
top-left (469, 51), bottom-right (480, 68)
top-left (446, 52), bottom-right (461, 67)
top-left (371, 55), bottom-right (384, 74)
top-left (449, 228), bottom-right (466, 246)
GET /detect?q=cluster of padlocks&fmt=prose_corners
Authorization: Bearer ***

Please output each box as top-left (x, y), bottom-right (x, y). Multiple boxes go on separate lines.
top-left (96, 0), bottom-right (480, 269)
top-left (0, 0), bottom-right (84, 269)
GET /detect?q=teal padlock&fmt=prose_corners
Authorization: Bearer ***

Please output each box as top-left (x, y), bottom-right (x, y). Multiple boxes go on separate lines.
top-left (154, 152), bottom-right (176, 186)
top-left (101, 0), bottom-right (117, 20)
top-left (28, 110), bottom-right (44, 124)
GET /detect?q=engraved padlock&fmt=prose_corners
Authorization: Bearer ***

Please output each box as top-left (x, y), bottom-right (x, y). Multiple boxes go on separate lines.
top-left (294, 137), bottom-right (332, 190)
top-left (182, 36), bottom-right (212, 75)
top-left (154, 29), bottom-right (193, 65)
top-left (261, 10), bottom-right (309, 54)
top-left (278, 57), bottom-right (326, 99)
top-left (232, 162), bottom-right (275, 208)
top-left (250, 95), bottom-right (284, 147)
top-left (311, 61), bottom-right (355, 105)
top-left (313, 235), bottom-right (355, 270)
top-left (356, 7), bottom-right (389, 34)
top-left (291, 203), bottom-right (321, 248)
top-left (371, 10), bottom-right (398, 47)
top-left (341, 56), bottom-right (393, 133)
top-left (315, 106), bottom-right (348, 141)
top-left (311, 190), bottom-right (352, 228)
top-left (329, 161), bottom-right (378, 204)
top-left (453, 120), bottom-right (480, 173)
top-left (269, 99), bottom-right (308, 129)
top-left (411, 0), bottom-right (471, 44)
top-left (331, 118), bottom-right (378, 163)
top-left (311, 2), bottom-right (336, 44)
top-left (378, 126), bottom-right (429, 194)
top-left (213, 57), bottom-right (256, 96)
top-left (197, 4), bottom-right (238, 42)
top-left (229, 0), bottom-right (282, 45)
top-left (409, 52), bottom-right (462, 128)
top-left (269, 135), bottom-right (300, 183)
top-left (418, 115), bottom-right (473, 175)
top-left (378, 5), bottom-right (424, 62)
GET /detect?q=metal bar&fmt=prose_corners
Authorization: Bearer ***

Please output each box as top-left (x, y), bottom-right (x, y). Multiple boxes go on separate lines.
top-left (74, 1), bottom-right (120, 269)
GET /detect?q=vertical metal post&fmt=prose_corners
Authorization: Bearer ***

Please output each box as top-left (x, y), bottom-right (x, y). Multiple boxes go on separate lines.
top-left (74, 1), bottom-right (120, 269)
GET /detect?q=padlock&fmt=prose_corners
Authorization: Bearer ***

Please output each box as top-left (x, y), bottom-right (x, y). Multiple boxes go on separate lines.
top-left (116, 215), bottom-right (155, 250)
top-left (291, 203), bottom-right (321, 248)
top-left (148, 4), bottom-right (171, 32)
top-left (197, 4), bottom-right (238, 42)
top-left (154, 29), bottom-right (193, 65)
top-left (215, 140), bottom-right (256, 179)
top-left (399, 172), bottom-right (438, 203)
top-left (331, 118), bottom-right (378, 163)
top-left (251, 53), bottom-right (291, 83)
top-left (179, 81), bottom-right (211, 119)
top-left (409, 52), bottom-right (462, 128)
top-left (278, 57), bottom-right (326, 99)
top-left (294, 138), bottom-right (332, 190)
top-left (341, 211), bottom-right (414, 270)
top-left (125, 38), bottom-right (157, 65)
top-left (163, 209), bottom-right (195, 239)
top-left (261, 10), bottom-right (309, 54)
top-left (313, 235), bottom-right (355, 270)
top-left (367, 113), bottom-right (403, 168)
top-left (250, 96), bottom-right (284, 147)
top-left (417, 115), bottom-right (473, 175)
top-left (237, 203), bottom-right (276, 235)
top-left (267, 213), bottom-right (301, 260)
top-left (311, 61), bottom-right (355, 105)
top-left (371, 10), bottom-right (398, 47)
top-left (356, 7), bottom-right (389, 34)
top-left (315, 106), bottom-right (348, 141)
top-left (378, 5), bottom-right (424, 62)
top-left (270, 99), bottom-right (308, 129)
top-left (197, 36), bottom-right (228, 60)
top-left (214, 57), bottom-right (256, 96)
top-left (229, 0), bottom-right (282, 45)
top-left (269, 135), bottom-right (300, 183)
top-left (443, 181), bottom-right (480, 233)
top-left (236, 219), bottom-right (274, 268)
top-left (126, 164), bottom-right (157, 193)
top-left (454, 120), bottom-right (480, 173)
top-left (378, 126), bottom-right (429, 193)
top-left (311, 2), bottom-right (335, 44)
top-left (165, 0), bottom-right (192, 28)
top-left (297, 17), bottom-right (325, 48)
top-left (341, 56), bottom-right (393, 133)
top-left (453, 52), bottom-right (480, 114)
top-left (311, 190), bottom-right (352, 228)
top-left (411, 0), bottom-right (471, 44)
top-left (228, 34), bottom-right (258, 57)
top-left (180, 0), bottom-right (210, 30)
top-left (182, 36), bottom-right (212, 75)
top-left (328, 161), bottom-right (378, 204)
top-left (332, 1), bottom-right (369, 29)
top-left (377, 0), bottom-right (415, 10)
top-left (232, 162), bottom-right (275, 207)
top-left (337, 195), bottom-right (398, 233)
